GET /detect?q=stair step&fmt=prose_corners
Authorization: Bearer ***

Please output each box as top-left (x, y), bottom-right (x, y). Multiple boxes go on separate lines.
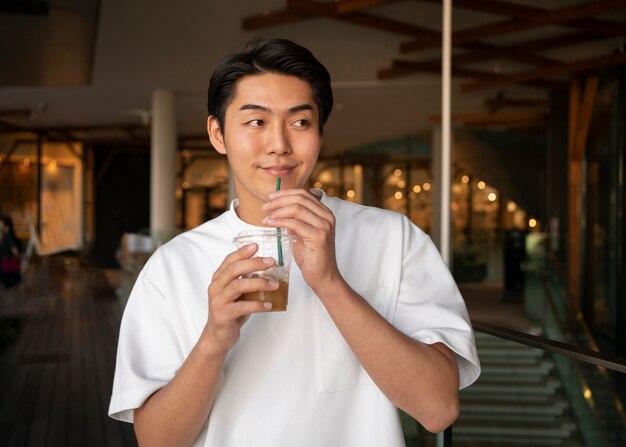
top-left (472, 374), bottom-right (546, 384)
top-left (474, 332), bottom-right (541, 345)
top-left (478, 355), bottom-right (545, 366)
top-left (479, 359), bottom-right (554, 376)
top-left (476, 346), bottom-right (544, 360)
top-left (461, 395), bottom-right (559, 407)
top-left (461, 399), bottom-right (568, 417)
top-left (457, 413), bottom-right (573, 425)
top-left (461, 378), bottom-right (561, 396)
top-left (454, 420), bottom-right (577, 438)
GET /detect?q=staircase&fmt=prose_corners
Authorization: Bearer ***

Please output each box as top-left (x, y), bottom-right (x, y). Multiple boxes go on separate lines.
top-left (454, 332), bottom-right (584, 446)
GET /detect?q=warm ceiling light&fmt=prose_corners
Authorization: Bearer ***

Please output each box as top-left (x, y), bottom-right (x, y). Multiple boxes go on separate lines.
top-left (461, 175), bottom-right (469, 183)
top-left (529, 218), bottom-right (537, 228)
top-left (346, 190), bottom-right (355, 199)
top-left (488, 192), bottom-right (497, 202)
top-left (507, 201), bottom-right (517, 212)
top-left (394, 191), bottom-right (403, 200)
top-left (394, 168), bottom-right (402, 177)
top-left (423, 182), bottom-right (431, 191)
top-left (477, 181), bottom-right (486, 190)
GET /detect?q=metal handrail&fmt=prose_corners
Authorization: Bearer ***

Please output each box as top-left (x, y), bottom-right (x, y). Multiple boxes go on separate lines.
top-left (471, 320), bottom-right (626, 374)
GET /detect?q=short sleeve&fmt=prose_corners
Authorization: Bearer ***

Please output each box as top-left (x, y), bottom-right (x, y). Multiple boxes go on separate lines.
top-left (393, 220), bottom-right (480, 389)
top-left (108, 268), bottom-right (185, 422)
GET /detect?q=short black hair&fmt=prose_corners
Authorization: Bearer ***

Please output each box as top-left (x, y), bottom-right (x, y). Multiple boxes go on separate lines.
top-left (207, 38), bottom-right (333, 135)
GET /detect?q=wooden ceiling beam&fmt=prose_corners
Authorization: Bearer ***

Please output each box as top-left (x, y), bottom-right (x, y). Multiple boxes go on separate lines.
top-left (452, 42), bottom-right (562, 67)
top-left (287, 0), bottom-right (396, 15)
top-left (505, 32), bottom-right (610, 54)
top-left (379, 60), bottom-right (563, 90)
top-left (426, 0), bottom-right (626, 34)
top-left (463, 51), bottom-right (626, 92)
top-left (383, 60), bottom-right (497, 79)
top-left (243, 0), bottom-right (401, 31)
top-left (377, 30), bottom-right (608, 81)
top-left (338, 11), bottom-right (436, 37)
top-left (378, 43), bottom-right (563, 82)
top-left (245, 7), bottom-right (436, 39)
top-left (402, 0), bottom-right (626, 53)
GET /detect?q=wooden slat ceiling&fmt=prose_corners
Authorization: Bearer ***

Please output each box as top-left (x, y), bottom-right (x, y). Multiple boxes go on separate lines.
top-left (243, 0), bottom-right (626, 94)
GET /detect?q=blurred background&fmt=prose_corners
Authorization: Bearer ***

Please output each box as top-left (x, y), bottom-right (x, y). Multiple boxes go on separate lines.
top-left (1, 0), bottom-right (626, 446)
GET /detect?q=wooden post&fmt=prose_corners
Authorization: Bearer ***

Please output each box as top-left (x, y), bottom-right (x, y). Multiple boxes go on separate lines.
top-left (567, 76), bottom-right (597, 311)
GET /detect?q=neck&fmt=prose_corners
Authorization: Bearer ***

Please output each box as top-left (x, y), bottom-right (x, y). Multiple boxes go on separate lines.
top-left (235, 199), bottom-right (267, 227)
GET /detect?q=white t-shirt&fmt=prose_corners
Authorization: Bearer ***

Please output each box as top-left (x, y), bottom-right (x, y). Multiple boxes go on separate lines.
top-left (109, 191), bottom-right (480, 446)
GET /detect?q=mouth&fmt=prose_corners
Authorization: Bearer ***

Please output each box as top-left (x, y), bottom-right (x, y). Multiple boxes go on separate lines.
top-left (260, 164), bottom-right (297, 177)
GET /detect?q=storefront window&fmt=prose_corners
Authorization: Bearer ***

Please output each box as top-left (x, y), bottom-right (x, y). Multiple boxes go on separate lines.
top-left (0, 136), bottom-right (83, 253)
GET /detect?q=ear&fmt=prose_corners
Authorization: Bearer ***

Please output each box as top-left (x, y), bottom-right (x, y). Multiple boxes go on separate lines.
top-left (207, 115), bottom-right (226, 155)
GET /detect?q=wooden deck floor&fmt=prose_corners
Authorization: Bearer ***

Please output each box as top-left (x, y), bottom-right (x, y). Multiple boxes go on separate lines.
top-left (0, 255), bottom-right (137, 447)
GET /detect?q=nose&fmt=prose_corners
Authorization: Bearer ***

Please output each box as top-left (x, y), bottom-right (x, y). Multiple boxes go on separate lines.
top-left (266, 123), bottom-right (291, 155)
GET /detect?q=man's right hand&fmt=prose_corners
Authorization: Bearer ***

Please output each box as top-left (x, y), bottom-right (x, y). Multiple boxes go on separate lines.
top-left (203, 242), bottom-right (277, 354)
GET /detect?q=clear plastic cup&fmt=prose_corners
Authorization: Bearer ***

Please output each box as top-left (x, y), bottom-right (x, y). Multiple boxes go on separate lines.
top-left (233, 229), bottom-right (295, 312)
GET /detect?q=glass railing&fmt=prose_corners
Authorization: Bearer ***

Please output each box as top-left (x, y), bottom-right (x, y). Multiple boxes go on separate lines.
top-left (525, 261), bottom-right (626, 445)
top-left (400, 322), bottom-right (626, 446)
top-left (456, 324), bottom-right (626, 447)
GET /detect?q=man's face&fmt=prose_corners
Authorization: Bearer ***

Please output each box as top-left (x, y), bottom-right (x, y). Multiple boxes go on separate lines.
top-left (208, 73), bottom-right (322, 211)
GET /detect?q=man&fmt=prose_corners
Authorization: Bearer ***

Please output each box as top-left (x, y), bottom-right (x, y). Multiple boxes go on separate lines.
top-left (109, 38), bottom-right (480, 447)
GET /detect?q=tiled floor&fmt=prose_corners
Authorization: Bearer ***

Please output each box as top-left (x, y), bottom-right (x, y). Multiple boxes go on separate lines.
top-left (0, 255), bottom-right (137, 447)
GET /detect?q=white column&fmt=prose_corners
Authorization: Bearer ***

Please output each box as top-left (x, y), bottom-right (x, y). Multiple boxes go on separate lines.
top-left (151, 89), bottom-right (177, 243)
top-left (432, 126), bottom-right (442, 251)
top-left (436, 0), bottom-right (453, 268)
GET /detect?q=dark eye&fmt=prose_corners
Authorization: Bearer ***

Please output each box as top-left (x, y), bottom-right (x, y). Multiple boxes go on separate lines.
top-left (293, 119), bottom-right (310, 127)
top-left (248, 119), bottom-right (264, 127)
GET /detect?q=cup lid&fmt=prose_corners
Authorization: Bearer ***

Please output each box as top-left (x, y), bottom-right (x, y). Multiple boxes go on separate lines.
top-left (233, 228), bottom-right (295, 244)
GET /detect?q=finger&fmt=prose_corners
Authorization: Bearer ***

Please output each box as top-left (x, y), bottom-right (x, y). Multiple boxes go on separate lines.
top-left (266, 201), bottom-right (332, 225)
top-left (210, 299), bottom-right (272, 331)
top-left (265, 190), bottom-right (330, 220)
top-left (212, 249), bottom-right (277, 287)
top-left (209, 257), bottom-right (276, 302)
top-left (264, 204), bottom-right (334, 236)
top-left (212, 243), bottom-right (258, 281)
top-left (225, 299), bottom-right (274, 321)
top-left (211, 274), bottom-right (279, 308)
top-left (212, 279), bottom-right (276, 314)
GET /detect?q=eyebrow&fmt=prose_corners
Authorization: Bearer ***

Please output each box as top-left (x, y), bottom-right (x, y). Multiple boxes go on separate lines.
top-left (239, 103), bottom-right (314, 113)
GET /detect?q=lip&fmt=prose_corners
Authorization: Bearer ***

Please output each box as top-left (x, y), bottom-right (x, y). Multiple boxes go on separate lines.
top-left (261, 165), bottom-right (297, 177)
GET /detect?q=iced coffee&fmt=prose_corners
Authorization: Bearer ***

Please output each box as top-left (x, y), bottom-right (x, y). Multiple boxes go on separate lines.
top-left (233, 229), bottom-right (294, 312)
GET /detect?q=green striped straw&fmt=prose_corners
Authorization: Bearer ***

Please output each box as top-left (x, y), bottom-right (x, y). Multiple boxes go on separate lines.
top-left (275, 177), bottom-right (284, 266)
